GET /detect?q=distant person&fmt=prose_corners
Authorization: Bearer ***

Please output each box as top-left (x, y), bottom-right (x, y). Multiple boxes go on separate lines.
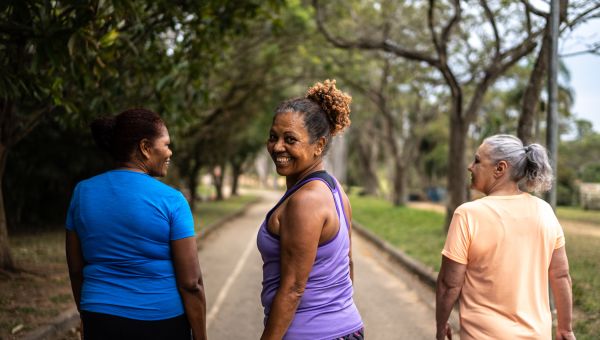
top-left (257, 80), bottom-right (364, 339)
top-left (65, 108), bottom-right (207, 340)
top-left (436, 134), bottom-right (575, 340)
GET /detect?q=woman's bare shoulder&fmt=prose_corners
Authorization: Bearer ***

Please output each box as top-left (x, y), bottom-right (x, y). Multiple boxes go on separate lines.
top-left (284, 180), bottom-right (333, 213)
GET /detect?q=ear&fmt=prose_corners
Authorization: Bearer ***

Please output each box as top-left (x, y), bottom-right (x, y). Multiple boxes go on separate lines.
top-left (139, 138), bottom-right (152, 160)
top-left (494, 160), bottom-right (508, 178)
top-left (314, 136), bottom-right (326, 157)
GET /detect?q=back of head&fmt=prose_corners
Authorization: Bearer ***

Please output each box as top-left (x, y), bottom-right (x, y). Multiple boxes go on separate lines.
top-left (90, 108), bottom-right (164, 162)
top-left (483, 134), bottom-right (553, 193)
top-left (275, 79), bottom-right (352, 154)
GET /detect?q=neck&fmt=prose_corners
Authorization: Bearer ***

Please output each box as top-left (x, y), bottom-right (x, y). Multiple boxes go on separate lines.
top-left (486, 180), bottom-right (522, 196)
top-left (286, 161), bottom-right (324, 189)
top-left (116, 160), bottom-right (148, 174)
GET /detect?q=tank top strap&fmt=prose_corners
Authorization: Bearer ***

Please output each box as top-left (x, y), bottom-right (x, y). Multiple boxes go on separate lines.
top-left (265, 171), bottom-right (337, 224)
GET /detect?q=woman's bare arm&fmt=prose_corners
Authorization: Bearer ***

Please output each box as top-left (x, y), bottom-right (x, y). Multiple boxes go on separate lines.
top-left (549, 246), bottom-right (575, 340)
top-left (261, 188), bottom-right (328, 340)
top-left (171, 237), bottom-right (207, 340)
top-left (66, 230), bottom-right (84, 312)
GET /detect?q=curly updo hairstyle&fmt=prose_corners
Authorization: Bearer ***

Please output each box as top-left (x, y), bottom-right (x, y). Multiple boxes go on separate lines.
top-left (483, 134), bottom-right (554, 193)
top-left (275, 79), bottom-right (352, 155)
top-left (90, 108), bottom-right (165, 162)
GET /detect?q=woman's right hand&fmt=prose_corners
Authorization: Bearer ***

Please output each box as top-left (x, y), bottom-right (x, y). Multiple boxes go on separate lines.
top-left (436, 322), bottom-right (452, 340)
top-left (556, 330), bottom-right (576, 340)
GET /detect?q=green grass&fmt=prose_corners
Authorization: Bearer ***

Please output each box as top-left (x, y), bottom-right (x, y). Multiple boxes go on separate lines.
top-left (193, 194), bottom-right (258, 234)
top-left (567, 233), bottom-right (600, 339)
top-left (557, 206), bottom-right (600, 225)
top-left (349, 194), bottom-right (446, 271)
top-left (351, 194), bottom-right (600, 339)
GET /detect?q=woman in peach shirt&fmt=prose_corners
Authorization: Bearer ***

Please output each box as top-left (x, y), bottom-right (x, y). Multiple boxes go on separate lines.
top-left (436, 134), bottom-right (574, 340)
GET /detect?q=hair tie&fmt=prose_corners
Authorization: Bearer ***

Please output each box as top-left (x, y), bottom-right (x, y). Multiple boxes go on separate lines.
top-left (524, 145), bottom-right (531, 153)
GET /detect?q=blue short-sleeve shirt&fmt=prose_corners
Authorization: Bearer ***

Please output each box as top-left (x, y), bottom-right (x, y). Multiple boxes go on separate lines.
top-left (66, 170), bottom-right (195, 320)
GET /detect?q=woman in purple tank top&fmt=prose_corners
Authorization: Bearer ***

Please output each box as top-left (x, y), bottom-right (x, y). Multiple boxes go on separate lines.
top-left (257, 80), bottom-right (364, 340)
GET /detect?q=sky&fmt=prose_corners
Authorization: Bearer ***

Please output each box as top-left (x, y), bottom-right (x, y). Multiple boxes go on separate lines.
top-left (560, 14), bottom-right (600, 133)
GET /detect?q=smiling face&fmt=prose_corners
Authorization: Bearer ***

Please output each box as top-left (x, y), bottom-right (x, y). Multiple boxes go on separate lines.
top-left (267, 111), bottom-right (324, 186)
top-left (468, 142), bottom-right (497, 194)
top-left (144, 124), bottom-right (172, 177)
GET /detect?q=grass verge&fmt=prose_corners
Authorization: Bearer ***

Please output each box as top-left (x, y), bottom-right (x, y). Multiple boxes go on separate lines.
top-left (350, 194), bottom-right (600, 339)
top-left (556, 206), bottom-right (600, 226)
top-left (0, 195), bottom-right (256, 339)
top-left (567, 232), bottom-right (600, 340)
top-left (193, 194), bottom-right (258, 234)
top-left (349, 194), bottom-right (446, 271)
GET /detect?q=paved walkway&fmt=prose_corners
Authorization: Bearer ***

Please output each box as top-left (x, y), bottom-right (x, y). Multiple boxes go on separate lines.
top-left (201, 190), bottom-right (439, 339)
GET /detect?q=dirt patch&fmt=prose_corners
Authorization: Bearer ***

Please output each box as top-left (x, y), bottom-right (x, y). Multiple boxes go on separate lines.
top-left (560, 220), bottom-right (600, 238)
top-left (407, 202), bottom-right (445, 214)
top-left (0, 229), bottom-right (78, 339)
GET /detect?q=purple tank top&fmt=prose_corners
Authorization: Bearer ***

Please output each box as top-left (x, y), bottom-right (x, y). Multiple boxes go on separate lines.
top-left (257, 171), bottom-right (363, 339)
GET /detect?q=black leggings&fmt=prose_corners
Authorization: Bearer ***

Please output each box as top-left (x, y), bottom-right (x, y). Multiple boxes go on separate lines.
top-left (81, 311), bottom-right (191, 340)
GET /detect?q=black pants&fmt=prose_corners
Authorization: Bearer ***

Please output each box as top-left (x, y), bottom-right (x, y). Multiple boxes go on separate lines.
top-left (81, 311), bottom-right (191, 340)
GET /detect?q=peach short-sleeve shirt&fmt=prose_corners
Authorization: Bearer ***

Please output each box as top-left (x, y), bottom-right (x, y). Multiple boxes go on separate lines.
top-left (442, 193), bottom-right (565, 340)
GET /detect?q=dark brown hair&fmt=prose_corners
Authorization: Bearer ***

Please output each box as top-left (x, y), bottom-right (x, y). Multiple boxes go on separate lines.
top-left (90, 108), bottom-right (165, 162)
top-left (275, 79), bottom-right (351, 154)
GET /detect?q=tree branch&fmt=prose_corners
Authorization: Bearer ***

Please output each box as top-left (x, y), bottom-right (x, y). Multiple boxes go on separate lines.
top-left (560, 42), bottom-right (600, 57)
top-left (524, 2), bottom-right (533, 35)
top-left (520, 0), bottom-right (549, 18)
top-left (440, 0), bottom-right (461, 54)
top-left (11, 106), bottom-right (52, 147)
top-left (480, 0), bottom-right (501, 56)
top-left (313, 0), bottom-right (439, 67)
top-left (564, 3), bottom-right (600, 31)
top-left (465, 35), bottom-right (539, 123)
top-left (427, 0), bottom-right (441, 53)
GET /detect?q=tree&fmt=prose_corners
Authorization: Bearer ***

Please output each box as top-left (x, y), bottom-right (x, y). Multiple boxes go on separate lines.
top-left (314, 0), bottom-right (546, 227)
top-left (0, 0), bottom-right (282, 270)
top-left (0, 1), bottom-right (122, 270)
top-left (338, 54), bottom-right (437, 205)
top-left (517, 0), bottom-right (600, 144)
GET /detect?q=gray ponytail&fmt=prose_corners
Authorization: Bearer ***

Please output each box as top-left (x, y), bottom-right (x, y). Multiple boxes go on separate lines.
top-left (483, 134), bottom-right (553, 193)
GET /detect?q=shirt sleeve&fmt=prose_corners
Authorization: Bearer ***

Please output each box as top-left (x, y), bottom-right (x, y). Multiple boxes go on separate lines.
top-left (170, 192), bottom-right (196, 240)
top-left (65, 184), bottom-right (80, 231)
top-left (552, 215), bottom-right (565, 250)
top-left (441, 209), bottom-right (471, 264)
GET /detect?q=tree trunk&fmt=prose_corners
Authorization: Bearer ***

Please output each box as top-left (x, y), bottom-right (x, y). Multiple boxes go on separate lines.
top-left (187, 162), bottom-right (202, 211)
top-left (518, 28), bottom-right (550, 144)
top-left (0, 144), bottom-right (15, 271)
top-left (392, 161), bottom-right (407, 206)
top-left (445, 116), bottom-right (469, 229)
top-left (211, 165), bottom-right (225, 201)
top-left (231, 162), bottom-right (242, 196)
top-left (355, 135), bottom-right (379, 196)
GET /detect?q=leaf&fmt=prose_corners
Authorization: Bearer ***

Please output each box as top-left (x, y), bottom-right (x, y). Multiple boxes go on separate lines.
top-left (68, 33), bottom-right (77, 57)
top-left (11, 324), bottom-right (24, 334)
top-left (99, 29), bottom-right (119, 48)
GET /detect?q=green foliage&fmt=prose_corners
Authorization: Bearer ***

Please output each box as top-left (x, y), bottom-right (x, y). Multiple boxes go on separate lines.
top-left (5, 117), bottom-right (111, 227)
top-left (1, 0), bottom-right (285, 230)
top-left (558, 124), bottom-right (600, 205)
top-left (580, 163), bottom-right (600, 183)
top-left (350, 194), bottom-right (446, 271)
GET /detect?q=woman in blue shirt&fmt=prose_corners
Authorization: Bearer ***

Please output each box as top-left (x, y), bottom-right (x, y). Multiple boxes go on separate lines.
top-left (66, 108), bottom-right (206, 339)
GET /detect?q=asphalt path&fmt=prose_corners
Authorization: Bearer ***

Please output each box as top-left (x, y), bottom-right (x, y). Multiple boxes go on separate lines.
top-left (199, 189), bottom-right (441, 339)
